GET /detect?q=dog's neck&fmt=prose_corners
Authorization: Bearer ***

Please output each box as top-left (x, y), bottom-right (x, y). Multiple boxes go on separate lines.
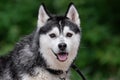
top-left (45, 67), bottom-right (69, 80)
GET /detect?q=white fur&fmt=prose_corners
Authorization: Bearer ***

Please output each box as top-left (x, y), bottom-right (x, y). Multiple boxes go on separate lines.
top-left (21, 68), bottom-right (52, 80)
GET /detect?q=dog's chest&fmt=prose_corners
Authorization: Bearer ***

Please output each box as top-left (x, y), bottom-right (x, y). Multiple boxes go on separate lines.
top-left (21, 68), bottom-right (69, 80)
top-left (22, 72), bottom-right (52, 80)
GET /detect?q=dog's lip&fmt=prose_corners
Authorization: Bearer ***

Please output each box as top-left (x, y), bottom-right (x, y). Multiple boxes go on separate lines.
top-left (51, 50), bottom-right (68, 62)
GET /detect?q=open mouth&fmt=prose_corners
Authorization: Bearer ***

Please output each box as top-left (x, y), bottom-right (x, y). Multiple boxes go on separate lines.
top-left (52, 50), bottom-right (68, 62)
top-left (57, 52), bottom-right (68, 62)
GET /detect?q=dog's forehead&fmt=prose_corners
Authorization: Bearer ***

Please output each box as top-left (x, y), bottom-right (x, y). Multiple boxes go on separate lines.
top-left (53, 16), bottom-right (80, 34)
top-left (61, 20), bottom-right (80, 34)
top-left (39, 16), bottom-right (80, 34)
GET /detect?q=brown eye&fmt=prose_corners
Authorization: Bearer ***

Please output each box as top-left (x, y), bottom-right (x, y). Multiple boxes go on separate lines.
top-left (66, 33), bottom-right (73, 37)
top-left (49, 33), bottom-right (56, 38)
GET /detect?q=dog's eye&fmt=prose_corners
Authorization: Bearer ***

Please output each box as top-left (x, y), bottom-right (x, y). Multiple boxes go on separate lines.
top-left (49, 33), bottom-right (56, 38)
top-left (66, 33), bottom-right (73, 37)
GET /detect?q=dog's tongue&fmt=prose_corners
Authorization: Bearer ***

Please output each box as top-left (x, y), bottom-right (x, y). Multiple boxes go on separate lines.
top-left (57, 53), bottom-right (68, 62)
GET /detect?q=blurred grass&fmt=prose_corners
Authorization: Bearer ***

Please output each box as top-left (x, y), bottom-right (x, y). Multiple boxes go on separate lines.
top-left (0, 0), bottom-right (120, 80)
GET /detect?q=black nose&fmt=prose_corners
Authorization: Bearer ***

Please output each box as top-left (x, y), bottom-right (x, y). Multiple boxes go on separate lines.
top-left (58, 43), bottom-right (67, 51)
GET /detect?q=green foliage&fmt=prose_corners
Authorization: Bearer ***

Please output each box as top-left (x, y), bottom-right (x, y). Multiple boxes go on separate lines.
top-left (0, 0), bottom-right (120, 80)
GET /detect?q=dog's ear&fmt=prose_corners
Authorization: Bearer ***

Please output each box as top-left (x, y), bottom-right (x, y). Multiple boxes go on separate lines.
top-left (66, 3), bottom-right (80, 26)
top-left (37, 4), bottom-right (50, 28)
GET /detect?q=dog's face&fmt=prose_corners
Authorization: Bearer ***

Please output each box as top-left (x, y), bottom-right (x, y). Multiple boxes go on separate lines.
top-left (37, 4), bottom-right (81, 70)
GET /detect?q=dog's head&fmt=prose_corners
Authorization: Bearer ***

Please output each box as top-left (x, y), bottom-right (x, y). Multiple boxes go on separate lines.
top-left (37, 3), bottom-right (81, 70)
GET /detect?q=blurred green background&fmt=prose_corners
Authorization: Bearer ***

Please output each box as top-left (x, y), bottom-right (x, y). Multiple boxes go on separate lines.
top-left (0, 0), bottom-right (120, 80)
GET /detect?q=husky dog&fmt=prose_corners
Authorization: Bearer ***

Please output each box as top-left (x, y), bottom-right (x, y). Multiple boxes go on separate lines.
top-left (0, 3), bottom-right (81, 80)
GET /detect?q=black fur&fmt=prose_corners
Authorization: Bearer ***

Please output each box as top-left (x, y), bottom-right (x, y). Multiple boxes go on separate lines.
top-left (0, 31), bottom-right (47, 80)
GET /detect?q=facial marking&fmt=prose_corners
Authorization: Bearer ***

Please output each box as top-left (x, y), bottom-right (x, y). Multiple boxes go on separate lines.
top-left (48, 27), bottom-right (59, 39)
top-left (63, 26), bottom-right (74, 37)
top-left (59, 20), bottom-right (62, 32)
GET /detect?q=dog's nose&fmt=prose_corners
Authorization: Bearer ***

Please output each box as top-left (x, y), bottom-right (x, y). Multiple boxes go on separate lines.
top-left (58, 43), bottom-right (67, 51)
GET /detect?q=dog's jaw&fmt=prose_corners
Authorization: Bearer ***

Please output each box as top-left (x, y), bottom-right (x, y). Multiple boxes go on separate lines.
top-left (39, 41), bottom-right (80, 72)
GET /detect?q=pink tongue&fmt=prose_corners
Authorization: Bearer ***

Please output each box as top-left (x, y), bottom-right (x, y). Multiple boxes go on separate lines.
top-left (58, 54), bottom-right (68, 61)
